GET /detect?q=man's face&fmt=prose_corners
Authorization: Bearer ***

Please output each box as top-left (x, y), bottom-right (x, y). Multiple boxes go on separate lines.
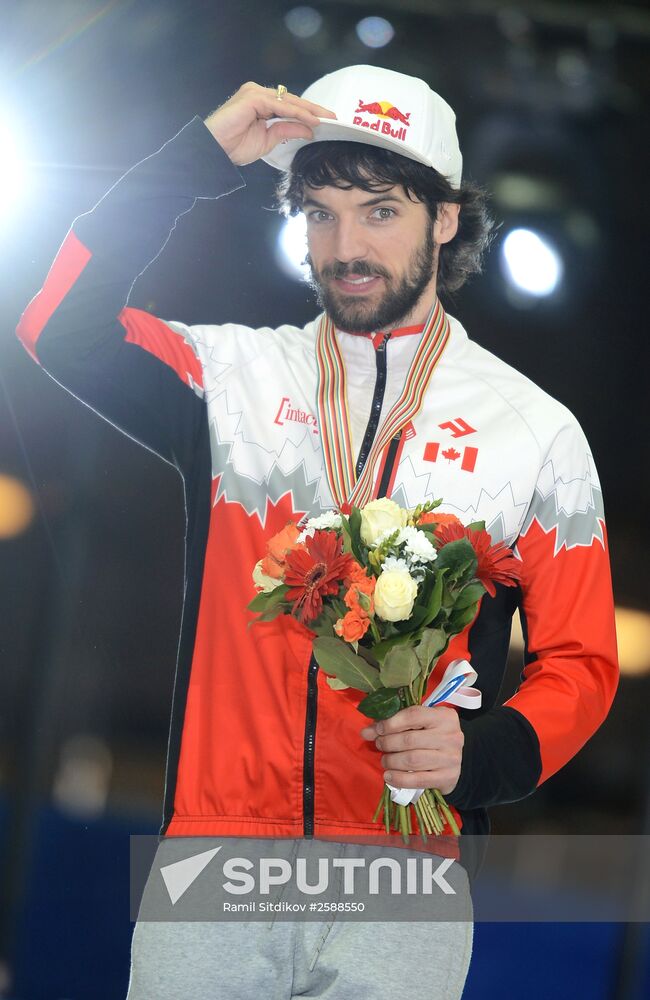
top-left (303, 181), bottom-right (438, 334)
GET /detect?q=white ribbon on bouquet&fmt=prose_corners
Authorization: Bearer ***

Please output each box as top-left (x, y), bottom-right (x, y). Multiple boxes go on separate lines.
top-left (386, 658), bottom-right (482, 807)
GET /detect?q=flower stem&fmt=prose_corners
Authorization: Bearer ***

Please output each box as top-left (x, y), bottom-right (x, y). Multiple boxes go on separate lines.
top-left (413, 799), bottom-right (428, 842)
top-left (433, 788), bottom-right (461, 836)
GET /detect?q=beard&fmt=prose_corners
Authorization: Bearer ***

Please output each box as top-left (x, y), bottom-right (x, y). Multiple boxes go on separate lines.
top-left (305, 223), bottom-right (437, 334)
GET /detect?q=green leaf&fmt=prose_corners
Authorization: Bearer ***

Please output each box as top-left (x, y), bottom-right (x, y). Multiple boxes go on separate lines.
top-left (379, 646), bottom-right (422, 688)
top-left (419, 571), bottom-right (446, 629)
top-left (250, 606), bottom-right (288, 624)
top-left (414, 628), bottom-right (447, 671)
top-left (309, 617), bottom-right (337, 637)
top-left (349, 505), bottom-right (362, 542)
top-left (434, 539), bottom-right (477, 584)
top-left (312, 637), bottom-right (381, 693)
top-left (454, 581), bottom-right (486, 610)
top-left (357, 687), bottom-right (402, 720)
top-left (448, 601), bottom-right (479, 634)
top-left (368, 632), bottom-right (414, 663)
top-left (393, 603), bottom-right (431, 634)
top-left (466, 520), bottom-right (486, 533)
top-left (348, 506), bottom-right (365, 562)
top-left (356, 644), bottom-right (380, 668)
top-left (247, 584), bottom-right (290, 613)
top-left (326, 675), bottom-right (350, 691)
top-left (339, 513), bottom-right (354, 555)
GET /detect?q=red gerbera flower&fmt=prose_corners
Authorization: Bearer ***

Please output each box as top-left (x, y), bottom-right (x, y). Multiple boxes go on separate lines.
top-left (435, 522), bottom-right (522, 598)
top-left (284, 529), bottom-right (354, 624)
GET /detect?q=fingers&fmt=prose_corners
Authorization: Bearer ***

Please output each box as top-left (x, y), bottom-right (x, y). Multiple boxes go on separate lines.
top-left (372, 705), bottom-right (459, 736)
top-left (383, 767), bottom-right (459, 794)
top-left (262, 84), bottom-right (337, 121)
top-left (248, 83), bottom-right (336, 128)
top-left (375, 728), bottom-right (449, 754)
top-left (264, 120), bottom-right (314, 152)
top-left (380, 745), bottom-right (458, 773)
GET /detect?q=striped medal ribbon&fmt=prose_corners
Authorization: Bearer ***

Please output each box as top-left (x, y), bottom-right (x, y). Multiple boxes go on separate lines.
top-left (315, 296), bottom-right (451, 509)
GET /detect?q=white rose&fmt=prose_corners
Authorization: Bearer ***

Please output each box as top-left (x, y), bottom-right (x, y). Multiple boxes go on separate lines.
top-left (252, 559), bottom-right (283, 593)
top-left (360, 498), bottom-right (409, 546)
top-left (374, 568), bottom-right (418, 622)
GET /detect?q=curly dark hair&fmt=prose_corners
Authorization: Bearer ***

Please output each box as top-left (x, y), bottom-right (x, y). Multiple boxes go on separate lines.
top-left (275, 140), bottom-right (498, 298)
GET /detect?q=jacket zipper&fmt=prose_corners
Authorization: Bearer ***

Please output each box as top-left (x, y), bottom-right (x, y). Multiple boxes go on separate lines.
top-left (303, 330), bottom-right (399, 837)
top-left (303, 652), bottom-right (319, 836)
top-left (376, 428), bottom-right (403, 499)
top-left (355, 332), bottom-right (391, 477)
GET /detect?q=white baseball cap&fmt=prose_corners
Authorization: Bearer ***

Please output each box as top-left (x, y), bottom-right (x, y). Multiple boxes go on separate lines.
top-left (262, 64), bottom-right (463, 188)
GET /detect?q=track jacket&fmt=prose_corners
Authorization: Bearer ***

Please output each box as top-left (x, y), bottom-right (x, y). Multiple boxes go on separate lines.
top-left (16, 116), bottom-right (620, 844)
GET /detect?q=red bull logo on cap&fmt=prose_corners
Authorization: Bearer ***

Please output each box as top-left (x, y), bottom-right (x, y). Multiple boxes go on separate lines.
top-left (353, 99), bottom-right (411, 142)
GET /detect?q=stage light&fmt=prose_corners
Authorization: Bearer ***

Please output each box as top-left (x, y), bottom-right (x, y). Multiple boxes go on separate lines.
top-left (355, 16), bottom-right (394, 49)
top-left (0, 474), bottom-right (35, 538)
top-left (0, 122), bottom-right (24, 214)
top-left (511, 606), bottom-right (650, 676)
top-left (284, 6), bottom-right (323, 39)
top-left (52, 735), bottom-right (113, 818)
top-left (501, 227), bottom-right (563, 297)
top-left (276, 213), bottom-right (310, 281)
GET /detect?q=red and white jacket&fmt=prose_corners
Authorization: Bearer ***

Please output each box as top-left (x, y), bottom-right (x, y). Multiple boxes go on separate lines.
top-left (16, 116), bottom-right (619, 845)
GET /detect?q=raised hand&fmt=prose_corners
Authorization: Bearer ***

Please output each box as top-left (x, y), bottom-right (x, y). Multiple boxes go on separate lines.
top-left (204, 81), bottom-right (337, 166)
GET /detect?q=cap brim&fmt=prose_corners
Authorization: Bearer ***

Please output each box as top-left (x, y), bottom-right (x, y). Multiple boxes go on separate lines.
top-left (261, 116), bottom-right (433, 171)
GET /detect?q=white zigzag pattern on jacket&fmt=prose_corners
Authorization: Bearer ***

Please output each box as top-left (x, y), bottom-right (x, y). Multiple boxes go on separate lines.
top-left (390, 456), bottom-right (529, 547)
top-left (516, 453), bottom-right (605, 556)
top-left (206, 390), bottom-right (331, 526)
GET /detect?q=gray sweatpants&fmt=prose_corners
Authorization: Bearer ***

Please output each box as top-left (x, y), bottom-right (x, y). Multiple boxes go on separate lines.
top-left (126, 837), bottom-right (474, 1000)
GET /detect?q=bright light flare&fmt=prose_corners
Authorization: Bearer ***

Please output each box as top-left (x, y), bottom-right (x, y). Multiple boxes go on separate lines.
top-left (356, 16), bottom-right (395, 49)
top-left (276, 213), bottom-right (310, 281)
top-left (284, 6), bottom-right (323, 39)
top-left (0, 122), bottom-right (25, 214)
top-left (501, 227), bottom-right (563, 297)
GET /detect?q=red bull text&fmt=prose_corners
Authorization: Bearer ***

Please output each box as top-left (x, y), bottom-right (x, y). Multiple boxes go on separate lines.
top-left (353, 99), bottom-right (411, 142)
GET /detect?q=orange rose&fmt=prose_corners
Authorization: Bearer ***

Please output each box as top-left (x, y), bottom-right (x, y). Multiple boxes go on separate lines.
top-left (344, 584), bottom-right (375, 616)
top-left (260, 521), bottom-right (303, 579)
top-left (344, 560), bottom-right (375, 592)
top-left (334, 610), bottom-right (371, 642)
top-left (418, 511), bottom-right (464, 537)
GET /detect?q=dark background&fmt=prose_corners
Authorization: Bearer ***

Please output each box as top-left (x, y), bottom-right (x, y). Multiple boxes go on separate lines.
top-left (0, 1), bottom-right (648, 997)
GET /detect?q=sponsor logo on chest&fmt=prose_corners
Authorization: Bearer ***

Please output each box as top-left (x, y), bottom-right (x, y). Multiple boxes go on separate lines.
top-left (274, 396), bottom-right (319, 435)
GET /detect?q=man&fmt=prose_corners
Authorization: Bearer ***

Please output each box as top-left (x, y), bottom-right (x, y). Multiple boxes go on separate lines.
top-left (16, 65), bottom-right (619, 999)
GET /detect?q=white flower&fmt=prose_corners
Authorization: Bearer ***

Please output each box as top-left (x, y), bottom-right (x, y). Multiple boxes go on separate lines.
top-left (252, 559), bottom-right (284, 593)
top-left (297, 510), bottom-right (342, 543)
top-left (374, 568), bottom-right (418, 622)
top-left (308, 510), bottom-right (343, 530)
top-left (398, 526), bottom-right (438, 563)
top-left (382, 556), bottom-right (410, 574)
top-left (360, 498), bottom-right (409, 546)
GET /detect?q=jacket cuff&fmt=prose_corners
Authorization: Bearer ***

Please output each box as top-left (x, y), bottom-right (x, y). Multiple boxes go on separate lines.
top-left (445, 705), bottom-right (542, 811)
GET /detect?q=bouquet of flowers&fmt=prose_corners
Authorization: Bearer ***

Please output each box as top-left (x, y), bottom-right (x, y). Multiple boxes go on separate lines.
top-left (248, 497), bottom-right (522, 843)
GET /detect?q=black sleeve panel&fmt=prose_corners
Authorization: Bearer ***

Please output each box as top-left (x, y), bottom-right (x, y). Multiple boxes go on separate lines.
top-left (445, 580), bottom-right (544, 812)
top-left (446, 705), bottom-right (542, 810)
top-left (17, 117), bottom-right (245, 471)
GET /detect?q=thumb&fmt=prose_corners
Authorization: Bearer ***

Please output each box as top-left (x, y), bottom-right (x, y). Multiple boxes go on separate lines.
top-left (263, 120), bottom-right (314, 155)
